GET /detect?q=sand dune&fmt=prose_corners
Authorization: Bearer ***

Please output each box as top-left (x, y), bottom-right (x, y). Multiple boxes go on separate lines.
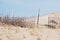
top-left (0, 12), bottom-right (60, 40)
top-left (25, 12), bottom-right (60, 28)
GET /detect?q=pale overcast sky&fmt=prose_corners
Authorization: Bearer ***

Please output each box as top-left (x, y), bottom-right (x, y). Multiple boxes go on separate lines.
top-left (0, 0), bottom-right (60, 17)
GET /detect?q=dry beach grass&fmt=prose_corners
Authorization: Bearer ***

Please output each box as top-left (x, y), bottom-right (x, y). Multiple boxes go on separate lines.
top-left (0, 25), bottom-right (60, 40)
top-left (0, 12), bottom-right (60, 40)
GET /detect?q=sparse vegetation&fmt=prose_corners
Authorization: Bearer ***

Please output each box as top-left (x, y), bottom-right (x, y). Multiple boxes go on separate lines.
top-left (0, 16), bottom-right (35, 28)
top-left (0, 12), bottom-right (60, 40)
top-left (0, 16), bottom-right (27, 27)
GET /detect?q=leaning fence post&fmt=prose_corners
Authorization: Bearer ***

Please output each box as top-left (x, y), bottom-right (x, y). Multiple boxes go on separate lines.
top-left (37, 8), bottom-right (40, 28)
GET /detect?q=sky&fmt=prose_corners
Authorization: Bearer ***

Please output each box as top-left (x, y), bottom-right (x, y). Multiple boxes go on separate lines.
top-left (0, 0), bottom-right (60, 17)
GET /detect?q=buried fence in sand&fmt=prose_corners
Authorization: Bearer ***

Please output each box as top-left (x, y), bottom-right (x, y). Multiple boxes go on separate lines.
top-left (0, 16), bottom-right (60, 29)
top-left (48, 17), bottom-right (60, 29)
